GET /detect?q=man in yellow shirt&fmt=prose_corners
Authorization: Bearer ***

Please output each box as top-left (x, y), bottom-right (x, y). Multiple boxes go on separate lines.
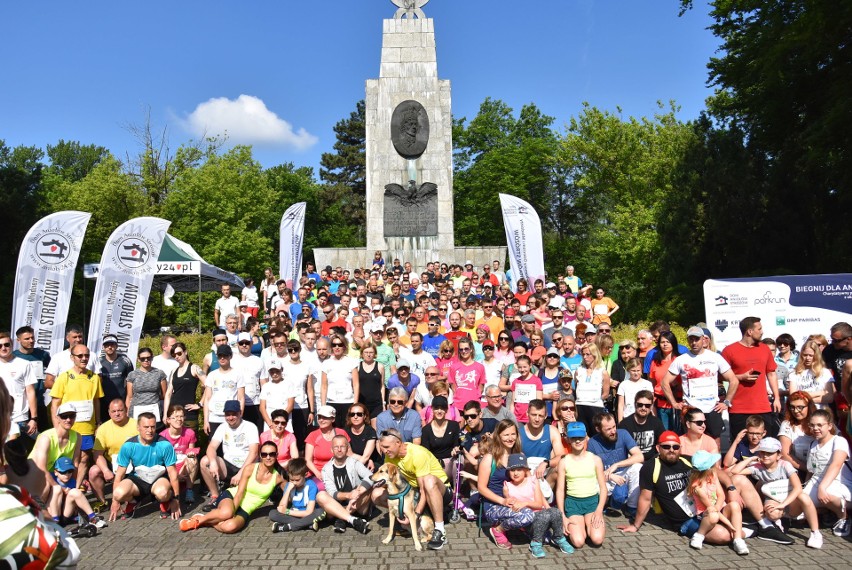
top-left (476, 299), bottom-right (504, 339)
top-left (89, 398), bottom-right (137, 509)
top-left (373, 428), bottom-right (448, 550)
top-left (50, 345), bottom-right (103, 487)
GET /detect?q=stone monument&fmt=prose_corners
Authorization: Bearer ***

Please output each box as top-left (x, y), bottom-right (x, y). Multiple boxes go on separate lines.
top-left (313, 1), bottom-right (506, 271)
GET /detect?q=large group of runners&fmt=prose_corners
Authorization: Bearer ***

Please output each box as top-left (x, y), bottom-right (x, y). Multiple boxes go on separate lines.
top-left (2, 255), bottom-right (851, 565)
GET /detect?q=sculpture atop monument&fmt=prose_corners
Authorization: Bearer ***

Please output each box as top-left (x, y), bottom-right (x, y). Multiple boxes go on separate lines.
top-left (391, 0), bottom-right (429, 20)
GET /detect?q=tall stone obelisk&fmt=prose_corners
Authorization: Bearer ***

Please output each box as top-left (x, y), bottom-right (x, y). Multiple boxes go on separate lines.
top-left (364, 0), bottom-right (455, 268)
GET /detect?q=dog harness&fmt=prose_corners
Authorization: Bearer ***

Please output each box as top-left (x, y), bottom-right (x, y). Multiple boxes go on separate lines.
top-left (387, 481), bottom-right (412, 519)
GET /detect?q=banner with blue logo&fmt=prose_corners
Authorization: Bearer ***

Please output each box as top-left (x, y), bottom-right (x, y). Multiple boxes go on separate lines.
top-left (704, 274), bottom-right (852, 350)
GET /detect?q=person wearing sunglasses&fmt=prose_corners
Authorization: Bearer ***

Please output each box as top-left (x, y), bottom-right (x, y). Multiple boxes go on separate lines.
top-left (678, 408), bottom-right (719, 462)
top-left (181, 440), bottom-right (284, 533)
top-left (232, 332), bottom-right (267, 433)
top-left (50, 344), bottom-right (103, 485)
top-left (0, 330), bottom-right (38, 439)
top-left (201, 345), bottom-right (246, 437)
top-left (258, 361), bottom-right (297, 433)
top-left (126, 347), bottom-right (167, 424)
top-left (375, 387), bottom-right (422, 444)
top-left (30, 402), bottom-right (83, 512)
top-left (163, 342), bottom-right (205, 430)
top-left (617, 391), bottom-right (664, 462)
top-left (320, 335), bottom-right (359, 428)
top-left (259, 409), bottom-right (298, 472)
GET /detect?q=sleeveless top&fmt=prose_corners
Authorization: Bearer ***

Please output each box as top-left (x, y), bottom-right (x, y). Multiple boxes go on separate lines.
top-left (504, 475), bottom-right (537, 505)
top-left (226, 463), bottom-right (278, 515)
top-left (208, 350), bottom-right (221, 373)
top-left (29, 429), bottom-right (78, 472)
top-left (520, 424), bottom-right (553, 460)
top-left (357, 362), bottom-right (384, 409)
top-left (484, 460), bottom-right (508, 510)
top-left (564, 452), bottom-right (598, 498)
top-left (250, 336), bottom-right (263, 357)
top-left (171, 364), bottom-right (200, 421)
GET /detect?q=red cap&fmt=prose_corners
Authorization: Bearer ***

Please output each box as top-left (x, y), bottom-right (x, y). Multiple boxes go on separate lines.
top-left (658, 431), bottom-right (680, 445)
top-left (504, 308), bottom-right (516, 317)
top-left (482, 339), bottom-right (495, 348)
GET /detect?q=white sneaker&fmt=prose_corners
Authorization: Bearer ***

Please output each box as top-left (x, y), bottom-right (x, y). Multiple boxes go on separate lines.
top-left (742, 527), bottom-right (755, 539)
top-left (689, 534), bottom-right (704, 549)
top-left (732, 538), bottom-right (749, 555)
top-left (806, 531), bottom-right (823, 549)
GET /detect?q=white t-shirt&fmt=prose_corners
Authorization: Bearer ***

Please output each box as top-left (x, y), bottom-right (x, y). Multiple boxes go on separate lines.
top-left (232, 353), bottom-right (266, 406)
top-left (212, 420), bottom-right (259, 467)
top-left (807, 435), bottom-right (852, 485)
top-left (151, 355), bottom-right (179, 381)
top-left (205, 368), bottom-right (244, 423)
top-left (242, 286), bottom-right (259, 308)
top-left (0, 357), bottom-right (37, 422)
top-left (259, 380), bottom-right (295, 416)
top-left (617, 378), bottom-right (654, 418)
top-left (482, 358), bottom-right (503, 389)
top-left (787, 368), bottom-right (834, 403)
top-left (668, 350), bottom-right (731, 412)
top-left (778, 420), bottom-right (815, 466)
top-left (281, 359), bottom-right (314, 409)
top-left (321, 356), bottom-right (357, 404)
top-left (574, 366), bottom-right (605, 408)
top-left (45, 349), bottom-right (75, 378)
top-left (399, 348), bottom-right (436, 380)
top-left (260, 346), bottom-right (289, 372)
top-left (215, 296), bottom-right (240, 327)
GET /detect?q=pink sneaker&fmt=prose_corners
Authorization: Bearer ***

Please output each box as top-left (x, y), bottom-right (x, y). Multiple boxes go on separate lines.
top-left (489, 526), bottom-right (512, 549)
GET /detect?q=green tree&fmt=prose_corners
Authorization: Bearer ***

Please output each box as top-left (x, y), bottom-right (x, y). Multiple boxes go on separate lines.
top-left (319, 100), bottom-right (366, 242)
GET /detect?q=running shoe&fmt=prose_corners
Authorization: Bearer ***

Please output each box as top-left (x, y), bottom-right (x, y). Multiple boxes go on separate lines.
top-left (159, 501), bottom-right (170, 519)
top-left (489, 526), bottom-right (511, 549)
top-left (271, 522), bottom-right (291, 533)
top-left (832, 518), bottom-right (851, 537)
top-left (732, 538), bottom-right (749, 555)
top-left (184, 489), bottom-right (195, 505)
top-left (553, 536), bottom-right (574, 555)
top-left (179, 515), bottom-right (203, 532)
top-left (202, 497), bottom-right (218, 513)
top-left (120, 501), bottom-right (138, 520)
top-left (333, 519), bottom-right (347, 533)
top-left (310, 511), bottom-right (327, 531)
top-left (90, 499), bottom-right (108, 514)
top-left (806, 530), bottom-right (823, 549)
top-left (757, 525), bottom-right (794, 545)
top-left (352, 517), bottom-right (370, 534)
top-left (427, 528), bottom-right (447, 550)
top-left (89, 515), bottom-right (108, 529)
top-left (528, 542), bottom-right (546, 558)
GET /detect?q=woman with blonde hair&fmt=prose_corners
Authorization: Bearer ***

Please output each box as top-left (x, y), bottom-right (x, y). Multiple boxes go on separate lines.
top-left (573, 344), bottom-right (610, 432)
top-left (788, 341), bottom-right (835, 408)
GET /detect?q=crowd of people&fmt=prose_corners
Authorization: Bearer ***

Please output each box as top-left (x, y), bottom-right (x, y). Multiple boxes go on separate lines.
top-left (2, 256), bottom-right (851, 563)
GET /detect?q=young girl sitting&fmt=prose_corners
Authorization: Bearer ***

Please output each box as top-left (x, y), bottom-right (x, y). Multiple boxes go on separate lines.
top-left (51, 456), bottom-right (107, 529)
top-left (688, 450), bottom-right (748, 555)
top-left (503, 453), bottom-right (573, 558)
top-left (729, 437), bottom-right (822, 548)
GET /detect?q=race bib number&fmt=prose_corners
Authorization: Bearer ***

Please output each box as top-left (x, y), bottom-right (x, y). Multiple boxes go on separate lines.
top-left (31, 361), bottom-right (44, 379)
top-left (133, 403), bottom-right (161, 422)
top-left (71, 400), bottom-right (94, 422)
top-left (514, 383), bottom-right (535, 404)
top-left (673, 489), bottom-right (696, 517)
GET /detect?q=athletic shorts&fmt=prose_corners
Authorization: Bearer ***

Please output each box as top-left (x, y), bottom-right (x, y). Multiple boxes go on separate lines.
top-left (127, 473), bottom-right (168, 500)
top-left (223, 460), bottom-right (241, 482)
top-left (80, 435), bottom-right (95, 451)
top-left (218, 490), bottom-right (251, 522)
top-left (563, 494), bottom-right (599, 518)
top-left (804, 478), bottom-right (852, 504)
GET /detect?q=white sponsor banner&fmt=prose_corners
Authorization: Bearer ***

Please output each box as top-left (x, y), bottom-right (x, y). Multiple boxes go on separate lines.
top-left (499, 194), bottom-right (545, 293)
top-left (279, 202), bottom-right (306, 289)
top-left (704, 274), bottom-right (852, 351)
top-left (11, 211), bottom-right (91, 354)
top-left (87, 217), bottom-right (171, 359)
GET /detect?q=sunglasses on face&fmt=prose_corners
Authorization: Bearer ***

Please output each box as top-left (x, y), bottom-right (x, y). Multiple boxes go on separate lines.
top-left (690, 419), bottom-right (706, 426)
top-left (173, 351), bottom-right (184, 356)
top-left (332, 343), bottom-right (345, 348)
top-left (635, 403), bottom-right (653, 409)
top-left (560, 406), bottom-right (576, 411)
top-left (349, 411), bottom-right (365, 417)
top-left (73, 353), bottom-right (90, 359)
top-left (259, 452), bottom-right (277, 458)
top-left (139, 356), bottom-right (152, 361)
top-left (272, 420), bottom-right (287, 425)
top-left (59, 413), bottom-right (77, 420)
top-left (238, 341), bottom-right (251, 346)
top-left (660, 444), bottom-right (681, 450)
top-left (0, 342), bottom-right (11, 348)
top-left (273, 342), bottom-right (286, 347)
top-left (463, 414), bottom-right (479, 420)
top-left (389, 399), bottom-right (406, 405)
top-left (288, 347), bottom-right (300, 353)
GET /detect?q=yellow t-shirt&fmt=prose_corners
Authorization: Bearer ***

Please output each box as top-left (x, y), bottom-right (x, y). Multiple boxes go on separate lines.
top-left (51, 369), bottom-right (104, 436)
top-left (93, 418), bottom-right (138, 463)
top-left (387, 444), bottom-right (448, 487)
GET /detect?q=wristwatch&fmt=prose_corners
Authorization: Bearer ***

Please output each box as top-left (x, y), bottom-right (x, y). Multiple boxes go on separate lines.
top-left (723, 399), bottom-right (732, 409)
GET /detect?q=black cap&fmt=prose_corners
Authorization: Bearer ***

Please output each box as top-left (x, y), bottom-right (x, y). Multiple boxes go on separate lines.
top-left (216, 345), bottom-right (233, 357)
top-left (431, 395), bottom-right (449, 409)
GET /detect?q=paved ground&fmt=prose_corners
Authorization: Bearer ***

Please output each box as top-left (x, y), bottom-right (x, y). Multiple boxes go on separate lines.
top-left (79, 502), bottom-right (851, 570)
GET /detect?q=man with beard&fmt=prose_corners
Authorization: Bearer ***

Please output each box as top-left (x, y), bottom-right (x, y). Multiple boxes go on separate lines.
top-left (617, 391), bottom-right (664, 461)
top-left (586, 412), bottom-right (644, 518)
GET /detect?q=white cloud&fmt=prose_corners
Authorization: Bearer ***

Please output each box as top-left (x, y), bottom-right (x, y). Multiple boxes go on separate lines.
top-left (180, 94), bottom-right (318, 150)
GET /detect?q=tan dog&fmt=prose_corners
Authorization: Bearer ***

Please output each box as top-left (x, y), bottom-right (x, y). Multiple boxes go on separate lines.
top-left (371, 463), bottom-right (434, 551)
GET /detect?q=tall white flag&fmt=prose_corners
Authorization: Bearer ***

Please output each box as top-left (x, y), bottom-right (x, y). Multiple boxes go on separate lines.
top-left (87, 217), bottom-right (171, 359)
top-left (12, 211), bottom-right (91, 354)
top-left (499, 194), bottom-right (546, 293)
top-left (279, 202), bottom-right (306, 289)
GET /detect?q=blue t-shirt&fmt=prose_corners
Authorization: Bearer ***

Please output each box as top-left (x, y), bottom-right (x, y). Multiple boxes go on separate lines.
top-left (117, 436), bottom-right (177, 483)
top-left (462, 418), bottom-right (498, 451)
top-left (560, 354), bottom-right (582, 376)
top-left (387, 373), bottom-right (421, 396)
top-left (422, 334), bottom-right (447, 358)
top-left (587, 430), bottom-right (638, 470)
top-left (291, 478), bottom-right (319, 511)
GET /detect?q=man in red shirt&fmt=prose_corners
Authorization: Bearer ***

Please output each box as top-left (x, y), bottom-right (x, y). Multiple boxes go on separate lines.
top-left (721, 317), bottom-right (781, 441)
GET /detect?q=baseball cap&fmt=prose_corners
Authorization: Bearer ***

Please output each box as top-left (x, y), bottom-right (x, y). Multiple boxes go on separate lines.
top-left (396, 359), bottom-right (410, 370)
top-left (431, 395), bottom-right (449, 410)
top-left (482, 339), bottom-right (495, 348)
top-left (237, 332), bottom-right (251, 342)
top-left (566, 422), bottom-right (587, 438)
top-left (466, 295), bottom-right (478, 304)
top-left (56, 403), bottom-right (76, 416)
top-left (223, 400), bottom-right (241, 414)
top-left (504, 308), bottom-right (516, 317)
top-left (546, 348), bottom-right (560, 357)
top-left (317, 405), bottom-right (337, 418)
top-left (658, 431), bottom-right (680, 445)
top-left (757, 437), bottom-right (782, 453)
top-left (54, 456), bottom-right (75, 473)
top-left (686, 326), bottom-right (705, 338)
top-left (465, 260), bottom-right (473, 266)
top-left (546, 282), bottom-right (556, 288)
top-left (102, 334), bottom-right (118, 345)
top-left (216, 345), bottom-right (233, 357)
top-left (507, 453), bottom-right (529, 470)
top-left (267, 359), bottom-right (284, 372)
top-left (691, 450), bottom-right (721, 471)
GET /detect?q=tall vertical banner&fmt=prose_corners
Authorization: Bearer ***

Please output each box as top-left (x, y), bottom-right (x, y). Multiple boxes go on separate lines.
top-left (87, 217), bottom-right (171, 359)
top-left (11, 211), bottom-right (91, 354)
top-left (279, 202), bottom-right (306, 289)
top-left (499, 194), bottom-right (546, 293)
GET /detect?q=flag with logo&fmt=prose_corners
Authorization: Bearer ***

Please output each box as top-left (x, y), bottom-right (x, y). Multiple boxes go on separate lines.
top-left (11, 211), bottom-right (91, 355)
top-left (499, 194), bottom-right (546, 293)
top-left (279, 202), bottom-right (306, 289)
top-left (87, 217), bottom-right (171, 358)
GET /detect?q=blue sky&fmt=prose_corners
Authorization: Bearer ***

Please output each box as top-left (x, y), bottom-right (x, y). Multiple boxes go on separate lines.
top-left (1, 1), bottom-right (719, 174)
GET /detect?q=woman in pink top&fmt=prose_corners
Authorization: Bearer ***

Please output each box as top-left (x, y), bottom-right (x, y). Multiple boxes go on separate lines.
top-left (160, 404), bottom-right (199, 503)
top-left (448, 338), bottom-right (486, 412)
top-left (436, 340), bottom-right (458, 383)
top-left (260, 409), bottom-right (298, 470)
top-left (498, 355), bottom-right (543, 424)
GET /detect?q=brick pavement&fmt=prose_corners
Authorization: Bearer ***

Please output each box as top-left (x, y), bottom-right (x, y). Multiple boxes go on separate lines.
top-left (79, 503), bottom-right (850, 570)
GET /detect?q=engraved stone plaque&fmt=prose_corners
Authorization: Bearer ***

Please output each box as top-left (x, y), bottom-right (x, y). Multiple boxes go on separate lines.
top-left (384, 181), bottom-right (438, 237)
top-left (391, 100), bottom-right (429, 159)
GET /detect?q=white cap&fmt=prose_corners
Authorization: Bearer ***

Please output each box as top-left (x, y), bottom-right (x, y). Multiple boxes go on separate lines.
top-left (237, 332), bottom-right (252, 342)
top-left (57, 403), bottom-right (76, 416)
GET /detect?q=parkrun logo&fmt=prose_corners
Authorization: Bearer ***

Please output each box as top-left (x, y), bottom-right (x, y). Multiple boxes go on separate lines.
top-left (754, 291), bottom-right (786, 305)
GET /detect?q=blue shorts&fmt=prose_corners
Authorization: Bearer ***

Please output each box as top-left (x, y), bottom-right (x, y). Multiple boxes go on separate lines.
top-left (563, 494), bottom-right (599, 518)
top-left (80, 435), bottom-right (95, 451)
top-left (678, 516), bottom-right (700, 537)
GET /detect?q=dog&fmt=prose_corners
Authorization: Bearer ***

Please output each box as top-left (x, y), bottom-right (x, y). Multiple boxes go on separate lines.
top-left (371, 463), bottom-right (434, 551)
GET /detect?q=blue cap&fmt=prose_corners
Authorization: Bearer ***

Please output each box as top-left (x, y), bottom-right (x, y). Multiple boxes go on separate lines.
top-left (507, 453), bottom-right (528, 470)
top-left (223, 400), bottom-right (241, 414)
top-left (54, 456), bottom-right (75, 473)
top-left (691, 450), bottom-right (721, 471)
top-left (566, 422), bottom-right (587, 438)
